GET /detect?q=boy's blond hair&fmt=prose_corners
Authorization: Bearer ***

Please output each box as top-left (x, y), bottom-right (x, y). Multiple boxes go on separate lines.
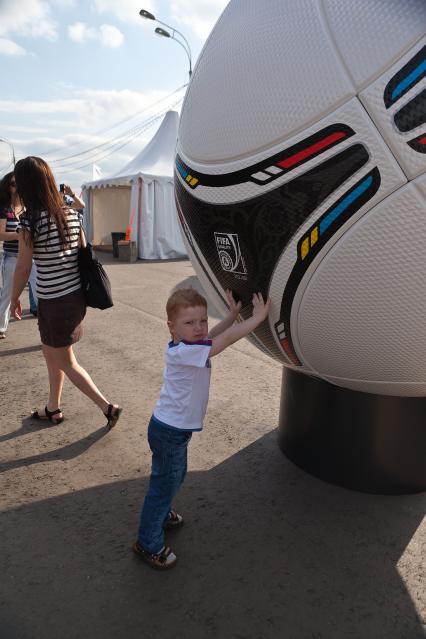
top-left (166, 288), bottom-right (207, 321)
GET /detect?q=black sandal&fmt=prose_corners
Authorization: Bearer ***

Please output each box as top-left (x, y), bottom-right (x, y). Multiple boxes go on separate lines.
top-left (31, 406), bottom-right (64, 425)
top-left (132, 541), bottom-right (177, 570)
top-left (104, 404), bottom-right (123, 430)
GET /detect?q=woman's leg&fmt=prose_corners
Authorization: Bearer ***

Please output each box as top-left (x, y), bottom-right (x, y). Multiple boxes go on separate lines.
top-left (45, 344), bottom-right (111, 413)
top-left (34, 345), bottom-right (65, 418)
top-left (0, 254), bottom-right (17, 333)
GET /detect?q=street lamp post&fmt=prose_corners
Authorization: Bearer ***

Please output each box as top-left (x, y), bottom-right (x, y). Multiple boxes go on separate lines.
top-left (0, 138), bottom-right (16, 168)
top-left (139, 9), bottom-right (192, 79)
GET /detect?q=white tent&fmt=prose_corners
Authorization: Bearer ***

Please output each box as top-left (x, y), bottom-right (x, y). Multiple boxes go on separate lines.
top-left (81, 110), bottom-right (186, 259)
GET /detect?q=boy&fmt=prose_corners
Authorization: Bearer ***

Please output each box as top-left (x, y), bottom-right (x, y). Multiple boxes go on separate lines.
top-left (133, 287), bottom-right (270, 569)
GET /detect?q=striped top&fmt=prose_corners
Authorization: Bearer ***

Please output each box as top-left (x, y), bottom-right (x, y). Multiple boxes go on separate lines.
top-left (19, 209), bottom-right (82, 300)
top-left (0, 206), bottom-right (20, 255)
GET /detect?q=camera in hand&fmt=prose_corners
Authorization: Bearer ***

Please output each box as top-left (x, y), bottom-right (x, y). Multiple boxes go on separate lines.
top-left (59, 183), bottom-right (65, 192)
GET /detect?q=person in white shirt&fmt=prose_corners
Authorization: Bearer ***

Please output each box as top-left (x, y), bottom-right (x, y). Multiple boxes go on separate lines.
top-left (133, 287), bottom-right (270, 570)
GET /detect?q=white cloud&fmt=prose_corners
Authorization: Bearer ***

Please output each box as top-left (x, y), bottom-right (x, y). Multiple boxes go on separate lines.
top-left (0, 99), bottom-right (86, 114)
top-left (170, 0), bottom-right (228, 40)
top-left (0, 0), bottom-right (58, 56)
top-left (68, 22), bottom-right (124, 47)
top-left (99, 24), bottom-right (124, 47)
top-left (0, 0), bottom-right (58, 41)
top-left (68, 22), bottom-right (97, 43)
top-left (1, 85), bottom-right (185, 187)
top-left (51, 0), bottom-right (76, 6)
top-left (91, 0), bottom-right (226, 38)
top-left (0, 124), bottom-right (48, 134)
top-left (9, 125), bottom-right (157, 187)
top-left (0, 86), bottom-right (184, 131)
top-left (0, 38), bottom-right (27, 56)
top-left (91, 0), bottom-right (156, 24)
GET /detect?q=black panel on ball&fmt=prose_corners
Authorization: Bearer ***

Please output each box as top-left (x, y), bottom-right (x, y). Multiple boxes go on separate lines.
top-left (278, 367), bottom-right (426, 495)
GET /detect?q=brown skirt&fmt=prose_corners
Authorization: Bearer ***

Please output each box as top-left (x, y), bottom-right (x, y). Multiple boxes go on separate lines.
top-left (37, 289), bottom-right (87, 348)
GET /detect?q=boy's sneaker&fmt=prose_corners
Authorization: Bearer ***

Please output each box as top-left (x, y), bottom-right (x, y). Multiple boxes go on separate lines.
top-left (163, 510), bottom-right (184, 530)
top-left (132, 541), bottom-right (177, 570)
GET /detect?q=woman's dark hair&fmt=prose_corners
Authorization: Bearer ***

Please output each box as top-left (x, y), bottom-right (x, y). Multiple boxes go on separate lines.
top-left (0, 171), bottom-right (15, 208)
top-left (14, 156), bottom-right (71, 246)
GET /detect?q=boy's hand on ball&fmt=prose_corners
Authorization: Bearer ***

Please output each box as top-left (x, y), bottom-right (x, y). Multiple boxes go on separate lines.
top-left (251, 292), bottom-right (270, 322)
top-left (225, 289), bottom-right (242, 318)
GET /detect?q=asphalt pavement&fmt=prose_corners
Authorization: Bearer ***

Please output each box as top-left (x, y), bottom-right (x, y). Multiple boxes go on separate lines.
top-left (0, 254), bottom-right (425, 639)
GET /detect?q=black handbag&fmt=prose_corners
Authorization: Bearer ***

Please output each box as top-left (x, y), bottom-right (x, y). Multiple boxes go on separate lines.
top-left (78, 226), bottom-right (113, 310)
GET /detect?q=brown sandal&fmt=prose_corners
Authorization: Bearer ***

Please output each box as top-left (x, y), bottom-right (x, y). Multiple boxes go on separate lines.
top-left (132, 541), bottom-right (177, 570)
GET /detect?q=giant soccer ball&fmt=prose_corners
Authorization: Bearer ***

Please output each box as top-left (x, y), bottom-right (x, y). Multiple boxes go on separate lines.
top-left (175, 0), bottom-right (426, 396)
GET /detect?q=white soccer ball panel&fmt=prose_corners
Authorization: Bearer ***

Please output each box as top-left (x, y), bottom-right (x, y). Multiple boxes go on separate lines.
top-left (322, 0), bottom-right (426, 90)
top-left (414, 172), bottom-right (426, 199)
top-left (295, 184), bottom-right (426, 395)
top-left (179, 0), bottom-right (354, 164)
top-left (360, 37), bottom-right (426, 180)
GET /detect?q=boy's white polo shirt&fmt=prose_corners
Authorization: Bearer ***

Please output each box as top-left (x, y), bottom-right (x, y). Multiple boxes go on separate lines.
top-left (153, 339), bottom-right (212, 432)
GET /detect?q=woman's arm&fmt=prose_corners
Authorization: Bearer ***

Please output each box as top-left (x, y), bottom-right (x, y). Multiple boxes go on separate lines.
top-left (70, 193), bottom-right (85, 210)
top-left (0, 218), bottom-right (19, 241)
top-left (10, 231), bottom-right (34, 320)
top-left (64, 185), bottom-right (85, 210)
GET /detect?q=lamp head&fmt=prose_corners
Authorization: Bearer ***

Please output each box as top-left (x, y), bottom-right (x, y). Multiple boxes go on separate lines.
top-left (139, 9), bottom-right (155, 20)
top-left (155, 27), bottom-right (171, 38)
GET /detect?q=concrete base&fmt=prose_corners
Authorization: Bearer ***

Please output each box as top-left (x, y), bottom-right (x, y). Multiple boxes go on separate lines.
top-left (118, 240), bottom-right (138, 262)
top-left (278, 367), bottom-right (426, 494)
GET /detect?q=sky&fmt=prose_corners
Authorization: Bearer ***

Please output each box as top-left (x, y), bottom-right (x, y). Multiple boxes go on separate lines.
top-left (0, 0), bottom-right (229, 191)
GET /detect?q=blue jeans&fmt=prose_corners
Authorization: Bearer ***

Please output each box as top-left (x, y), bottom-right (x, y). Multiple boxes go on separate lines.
top-left (138, 416), bottom-right (192, 554)
top-left (28, 281), bottom-right (37, 313)
top-left (0, 254), bottom-right (37, 332)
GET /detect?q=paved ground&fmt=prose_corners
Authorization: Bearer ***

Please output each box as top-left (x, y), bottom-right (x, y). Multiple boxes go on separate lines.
top-left (0, 255), bottom-right (425, 639)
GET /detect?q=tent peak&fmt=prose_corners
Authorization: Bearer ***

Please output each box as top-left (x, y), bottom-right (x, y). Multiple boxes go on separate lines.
top-left (113, 110), bottom-right (179, 179)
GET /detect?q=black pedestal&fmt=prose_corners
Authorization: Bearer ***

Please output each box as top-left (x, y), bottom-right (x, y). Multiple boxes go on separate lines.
top-left (278, 367), bottom-right (426, 494)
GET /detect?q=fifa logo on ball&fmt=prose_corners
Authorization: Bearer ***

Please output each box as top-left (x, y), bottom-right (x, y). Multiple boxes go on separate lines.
top-left (214, 232), bottom-right (247, 275)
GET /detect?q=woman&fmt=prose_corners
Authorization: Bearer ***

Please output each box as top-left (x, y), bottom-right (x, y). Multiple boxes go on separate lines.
top-left (10, 156), bottom-right (122, 428)
top-left (0, 171), bottom-right (37, 338)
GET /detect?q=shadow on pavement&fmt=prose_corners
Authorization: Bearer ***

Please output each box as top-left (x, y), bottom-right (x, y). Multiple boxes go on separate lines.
top-left (9, 313), bottom-right (37, 322)
top-left (0, 416), bottom-right (54, 444)
top-left (0, 344), bottom-right (42, 357)
top-left (0, 426), bottom-right (108, 472)
top-left (0, 430), bottom-right (424, 639)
